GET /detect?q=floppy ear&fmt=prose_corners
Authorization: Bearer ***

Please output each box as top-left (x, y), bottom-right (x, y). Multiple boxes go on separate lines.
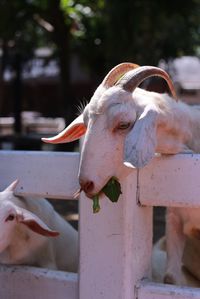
top-left (124, 106), bottom-right (158, 168)
top-left (42, 114), bottom-right (86, 144)
top-left (15, 207), bottom-right (59, 237)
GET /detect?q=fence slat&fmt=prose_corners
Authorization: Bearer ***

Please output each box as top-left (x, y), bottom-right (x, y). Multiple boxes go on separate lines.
top-left (0, 265), bottom-right (78, 299)
top-left (79, 172), bottom-right (153, 299)
top-left (137, 281), bottom-right (200, 299)
top-left (0, 150), bottom-right (80, 199)
top-left (139, 154), bottom-right (200, 207)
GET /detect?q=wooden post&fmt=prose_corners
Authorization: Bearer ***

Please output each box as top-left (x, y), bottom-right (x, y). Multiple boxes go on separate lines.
top-left (79, 170), bottom-right (153, 299)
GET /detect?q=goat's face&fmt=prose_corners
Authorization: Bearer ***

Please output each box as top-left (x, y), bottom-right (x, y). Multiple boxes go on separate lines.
top-left (0, 200), bottom-right (17, 252)
top-left (0, 180), bottom-right (59, 252)
top-left (78, 87), bottom-right (138, 196)
top-left (42, 63), bottom-right (176, 197)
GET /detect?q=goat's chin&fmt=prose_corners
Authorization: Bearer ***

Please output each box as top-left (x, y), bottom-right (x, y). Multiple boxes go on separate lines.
top-left (84, 192), bottom-right (94, 199)
top-left (84, 190), bottom-right (106, 200)
top-left (83, 177), bottom-right (113, 199)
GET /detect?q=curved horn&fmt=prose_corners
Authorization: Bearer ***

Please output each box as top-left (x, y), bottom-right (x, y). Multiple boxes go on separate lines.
top-left (102, 62), bottom-right (139, 88)
top-left (117, 66), bottom-right (177, 100)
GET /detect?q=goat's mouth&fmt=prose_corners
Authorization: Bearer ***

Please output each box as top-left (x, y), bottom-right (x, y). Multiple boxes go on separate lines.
top-left (86, 177), bottom-right (114, 199)
top-left (74, 176), bottom-right (122, 203)
top-left (84, 176), bottom-right (122, 201)
top-left (73, 188), bottom-right (103, 200)
top-left (74, 177), bottom-right (122, 213)
top-left (86, 190), bottom-right (104, 199)
top-left (77, 176), bottom-right (113, 199)
top-left (73, 186), bottom-right (103, 199)
top-left (83, 186), bottom-right (106, 199)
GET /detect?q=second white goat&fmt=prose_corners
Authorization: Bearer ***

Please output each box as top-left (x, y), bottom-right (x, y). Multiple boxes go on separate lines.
top-left (0, 180), bottom-right (78, 272)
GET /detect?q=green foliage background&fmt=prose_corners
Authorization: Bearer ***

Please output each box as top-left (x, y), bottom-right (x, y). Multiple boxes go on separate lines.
top-left (0, 0), bottom-right (199, 118)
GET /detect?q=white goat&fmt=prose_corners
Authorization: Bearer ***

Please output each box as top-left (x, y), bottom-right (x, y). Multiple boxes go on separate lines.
top-left (0, 180), bottom-right (78, 272)
top-left (43, 62), bottom-right (200, 285)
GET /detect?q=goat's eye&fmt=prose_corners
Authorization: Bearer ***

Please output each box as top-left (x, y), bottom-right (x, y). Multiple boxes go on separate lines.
top-left (116, 122), bottom-right (131, 130)
top-left (5, 214), bottom-right (15, 222)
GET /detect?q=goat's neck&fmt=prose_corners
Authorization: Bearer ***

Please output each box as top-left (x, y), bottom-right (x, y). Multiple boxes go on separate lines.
top-left (155, 94), bottom-right (199, 154)
top-left (2, 226), bottom-right (32, 264)
top-left (2, 226), bottom-right (44, 264)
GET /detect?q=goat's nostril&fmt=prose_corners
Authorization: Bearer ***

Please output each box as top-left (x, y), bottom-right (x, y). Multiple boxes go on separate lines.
top-left (81, 181), bottom-right (94, 194)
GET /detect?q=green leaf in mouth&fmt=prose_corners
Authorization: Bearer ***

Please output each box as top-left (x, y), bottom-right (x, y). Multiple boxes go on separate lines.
top-left (92, 194), bottom-right (101, 213)
top-left (102, 177), bottom-right (122, 202)
top-left (92, 177), bottom-right (122, 213)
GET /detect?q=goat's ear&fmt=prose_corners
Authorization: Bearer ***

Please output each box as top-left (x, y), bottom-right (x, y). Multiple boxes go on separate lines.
top-left (4, 179), bottom-right (19, 192)
top-left (124, 106), bottom-right (158, 168)
top-left (42, 114), bottom-right (86, 144)
top-left (16, 207), bottom-right (59, 237)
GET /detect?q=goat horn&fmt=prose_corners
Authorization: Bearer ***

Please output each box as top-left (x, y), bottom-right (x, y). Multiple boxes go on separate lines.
top-left (102, 62), bottom-right (139, 88)
top-left (117, 66), bottom-right (177, 100)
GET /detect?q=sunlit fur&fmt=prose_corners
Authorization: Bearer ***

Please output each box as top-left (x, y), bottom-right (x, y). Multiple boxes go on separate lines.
top-left (76, 99), bottom-right (89, 116)
top-left (152, 237), bottom-right (200, 287)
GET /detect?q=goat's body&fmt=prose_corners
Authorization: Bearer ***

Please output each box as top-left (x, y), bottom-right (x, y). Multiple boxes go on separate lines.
top-left (152, 236), bottom-right (200, 287)
top-left (134, 90), bottom-right (200, 285)
top-left (135, 90), bottom-right (200, 285)
top-left (134, 88), bottom-right (200, 154)
top-left (132, 89), bottom-right (200, 284)
top-left (164, 206), bottom-right (200, 285)
top-left (0, 195), bottom-right (78, 272)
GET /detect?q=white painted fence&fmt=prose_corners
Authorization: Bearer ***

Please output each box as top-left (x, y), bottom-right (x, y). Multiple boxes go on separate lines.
top-left (0, 150), bottom-right (200, 299)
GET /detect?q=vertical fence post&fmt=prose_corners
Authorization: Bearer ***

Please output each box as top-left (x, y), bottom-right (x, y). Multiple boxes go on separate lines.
top-left (122, 171), bottom-right (153, 298)
top-left (79, 170), bottom-right (153, 299)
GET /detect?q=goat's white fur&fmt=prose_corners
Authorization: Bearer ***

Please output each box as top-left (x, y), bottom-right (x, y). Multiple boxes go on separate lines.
top-left (0, 180), bottom-right (78, 272)
top-left (152, 236), bottom-right (200, 287)
top-left (43, 63), bottom-right (200, 285)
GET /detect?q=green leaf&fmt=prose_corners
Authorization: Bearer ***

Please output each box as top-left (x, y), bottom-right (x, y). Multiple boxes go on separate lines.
top-left (102, 177), bottom-right (122, 202)
top-left (92, 194), bottom-right (101, 213)
top-left (92, 177), bottom-right (122, 213)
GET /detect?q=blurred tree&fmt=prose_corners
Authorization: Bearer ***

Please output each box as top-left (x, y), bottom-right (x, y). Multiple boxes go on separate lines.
top-left (0, 0), bottom-right (78, 121)
top-left (0, 1), bottom-right (42, 132)
top-left (0, 0), bottom-right (107, 120)
top-left (105, 0), bottom-right (200, 68)
top-left (0, 0), bottom-right (200, 122)
top-left (33, 0), bottom-right (73, 119)
top-left (70, 0), bottom-right (107, 79)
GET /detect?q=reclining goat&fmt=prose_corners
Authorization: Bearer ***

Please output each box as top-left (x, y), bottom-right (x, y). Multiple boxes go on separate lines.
top-left (0, 180), bottom-right (78, 272)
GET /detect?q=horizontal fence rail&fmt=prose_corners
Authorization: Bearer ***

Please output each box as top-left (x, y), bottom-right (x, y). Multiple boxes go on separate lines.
top-left (137, 281), bottom-right (200, 299)
top-left (139, 153), bottom-right (200, 207)
top-left (0, 150), bottom-right (80, 199)
top-left (0, 265), bottom-right (78, 299)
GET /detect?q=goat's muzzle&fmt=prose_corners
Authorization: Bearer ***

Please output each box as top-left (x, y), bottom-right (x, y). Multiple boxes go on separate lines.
top-left (79, 179), bottom-right (95, 198)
